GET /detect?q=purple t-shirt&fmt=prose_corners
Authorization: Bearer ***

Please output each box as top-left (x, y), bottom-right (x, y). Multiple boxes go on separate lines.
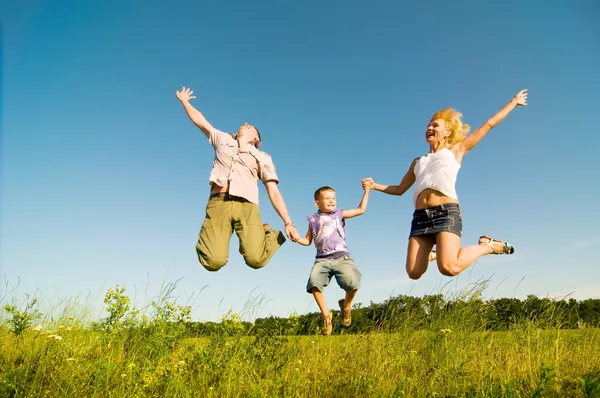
top-left (307, 209), bottom-right (350, 259)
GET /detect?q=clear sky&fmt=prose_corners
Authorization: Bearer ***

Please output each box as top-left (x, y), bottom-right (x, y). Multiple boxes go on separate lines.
top-left (2, 0), bottom-right (599, 322)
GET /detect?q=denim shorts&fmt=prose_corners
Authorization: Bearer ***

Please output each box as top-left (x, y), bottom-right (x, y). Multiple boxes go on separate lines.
top-left (409, 203), bottom-right (462, 238)
top-left (306, 255), bottom-right (362, 293)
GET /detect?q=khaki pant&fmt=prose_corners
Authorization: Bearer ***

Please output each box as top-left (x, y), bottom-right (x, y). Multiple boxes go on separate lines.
top-left (196, 194), bottom-right (286, 271)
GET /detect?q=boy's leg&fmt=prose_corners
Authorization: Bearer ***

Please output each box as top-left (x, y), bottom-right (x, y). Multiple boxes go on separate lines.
top-left (342, 290), bottom-right (358, 310)
top-left (233, 201), bottom-right (286, 269)
top-left (311, 287), bottom-right (329, 316)
top-left (306, 260), bottom-right (334, 336)
top-left (196, 197), bottom-right (233, 272)
top-left (332, 256), bottom-right (362, 327)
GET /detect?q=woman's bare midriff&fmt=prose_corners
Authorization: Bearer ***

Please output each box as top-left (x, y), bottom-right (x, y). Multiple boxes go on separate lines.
top-left (415, 188), bottom-right (458, 210)
top-left (210, 182), bottom-right (229, 194)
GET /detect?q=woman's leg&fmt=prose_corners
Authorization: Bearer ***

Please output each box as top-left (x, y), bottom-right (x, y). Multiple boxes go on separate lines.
top-left (406, 236), bottom-right (435, 280)
top-left (435, 232), bottom-right (509, 276)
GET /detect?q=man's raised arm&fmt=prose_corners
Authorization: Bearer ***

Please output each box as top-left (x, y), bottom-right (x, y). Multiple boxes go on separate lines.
top-left (175, 86), bottom-right (217, 139)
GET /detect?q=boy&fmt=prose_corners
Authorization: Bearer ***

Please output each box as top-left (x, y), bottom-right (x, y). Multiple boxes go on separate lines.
top-left (294, 185), bottom-right (370, 335)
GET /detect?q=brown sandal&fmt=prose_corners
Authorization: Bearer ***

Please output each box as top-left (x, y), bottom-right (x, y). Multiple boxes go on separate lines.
top-left (338, 299), bottom-right (352, 327)
top-left (321, 311), bottom-right (333, 336)
top-left (479, 236), bottom-right (514, 255)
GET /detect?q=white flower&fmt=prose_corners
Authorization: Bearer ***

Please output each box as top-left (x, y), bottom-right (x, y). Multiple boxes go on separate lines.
top-left (32, 325), bottom-right (43, 331)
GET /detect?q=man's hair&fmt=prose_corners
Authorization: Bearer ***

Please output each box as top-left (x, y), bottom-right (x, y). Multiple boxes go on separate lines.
top-left (314, 186), bottom-right (335, 200)
top-left (255, 127), bottom-right (261, 142)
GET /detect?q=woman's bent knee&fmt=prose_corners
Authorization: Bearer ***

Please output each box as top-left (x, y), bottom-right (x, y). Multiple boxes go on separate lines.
top-left (438, 262), bottom-right (461, 277)
top-left (407, 269), bottom-right (424, 280)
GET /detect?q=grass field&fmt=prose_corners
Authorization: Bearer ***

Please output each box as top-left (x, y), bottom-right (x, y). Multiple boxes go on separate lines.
top-left (2, 287), bottom-right (599, 397)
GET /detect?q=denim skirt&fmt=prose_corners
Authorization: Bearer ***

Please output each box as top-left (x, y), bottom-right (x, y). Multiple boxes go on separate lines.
top-left (409, 203), bottom-right (462, 238)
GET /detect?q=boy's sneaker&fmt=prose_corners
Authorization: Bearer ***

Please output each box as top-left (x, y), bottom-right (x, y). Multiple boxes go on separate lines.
top-left (338, 299), bottom-right (351, 327)
top-left (321, 311), bottom-right (333, 336)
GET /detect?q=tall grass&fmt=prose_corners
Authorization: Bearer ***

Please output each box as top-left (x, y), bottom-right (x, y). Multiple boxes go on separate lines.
top-left (1, 284), bottom-right (599, 397)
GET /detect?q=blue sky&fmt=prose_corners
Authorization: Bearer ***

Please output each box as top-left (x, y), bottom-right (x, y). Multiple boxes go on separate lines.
top-left (2, 0), bottom-right (599, 321)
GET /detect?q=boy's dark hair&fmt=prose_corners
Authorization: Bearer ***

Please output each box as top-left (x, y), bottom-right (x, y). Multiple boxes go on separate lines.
top-left (314, 186), bottom-right (335, 200)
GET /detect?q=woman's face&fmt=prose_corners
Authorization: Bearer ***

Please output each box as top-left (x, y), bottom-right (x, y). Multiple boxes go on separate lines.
top-left (425, 118), bottom-right (449, 145)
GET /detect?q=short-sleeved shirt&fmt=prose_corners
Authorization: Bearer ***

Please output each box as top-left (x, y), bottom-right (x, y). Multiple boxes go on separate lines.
top-left (208, 129), bottom-right (279, 205)
top-left (307, 208), bottom-right (349, 259)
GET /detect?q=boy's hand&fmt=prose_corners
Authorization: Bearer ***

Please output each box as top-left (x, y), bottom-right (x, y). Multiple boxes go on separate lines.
top-left (362, 178), bottom-right (374, 191)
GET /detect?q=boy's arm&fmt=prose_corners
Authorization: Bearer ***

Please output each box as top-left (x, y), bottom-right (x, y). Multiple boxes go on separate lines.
top-left (295, 225), bottom-right (313, 246)
top-left (342, 188), bottom-right (370, 219)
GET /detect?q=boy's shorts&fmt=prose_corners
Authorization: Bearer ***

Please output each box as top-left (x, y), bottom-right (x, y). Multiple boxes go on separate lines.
top-left (306, 255), bottom-right (362, 293)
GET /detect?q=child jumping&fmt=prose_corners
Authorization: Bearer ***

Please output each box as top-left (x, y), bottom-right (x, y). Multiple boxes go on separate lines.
top-left (294, 184), bottom-right (370, 336)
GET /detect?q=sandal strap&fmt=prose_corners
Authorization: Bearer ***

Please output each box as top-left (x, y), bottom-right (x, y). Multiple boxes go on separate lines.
top-left (480, 236), bottom-right (514, 255)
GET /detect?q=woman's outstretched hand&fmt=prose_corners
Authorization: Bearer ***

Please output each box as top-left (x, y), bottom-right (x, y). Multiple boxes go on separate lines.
top-left (514, 89), bottom-right (528, 106)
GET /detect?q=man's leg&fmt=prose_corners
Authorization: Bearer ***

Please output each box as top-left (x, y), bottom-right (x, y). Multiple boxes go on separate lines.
top-left (196, 198), bottom-right (233, 271)
top-left (233, 201), bottom-right (286, 269)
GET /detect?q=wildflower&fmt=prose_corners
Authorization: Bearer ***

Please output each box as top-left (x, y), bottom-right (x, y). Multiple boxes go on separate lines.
top-left (440, 329), bottom-right (452, 334)
top-left (47, 334), bottom-right (63, 340)
top-left (67, 316), bottom-right (74, 320)
top-left (66, 327), bottom-right (72, 331)
top-left (66, 358), bottom-right (75, 361)
top-left (32, 325), bottom-right (43, 331)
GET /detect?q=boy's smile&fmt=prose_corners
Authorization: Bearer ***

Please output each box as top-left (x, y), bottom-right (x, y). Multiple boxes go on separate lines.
top-left (315, 190), bottom-right (337, 213)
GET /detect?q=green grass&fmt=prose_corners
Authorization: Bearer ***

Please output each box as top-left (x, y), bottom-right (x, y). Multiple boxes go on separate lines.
top-left (1, 325), bottom-right (599, 397)
top-left (1, 285), bottom-right (599, 397)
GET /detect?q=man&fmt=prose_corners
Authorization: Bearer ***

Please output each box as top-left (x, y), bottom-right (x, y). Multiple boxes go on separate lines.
top-left (176, 86), bottom-right (299, 271)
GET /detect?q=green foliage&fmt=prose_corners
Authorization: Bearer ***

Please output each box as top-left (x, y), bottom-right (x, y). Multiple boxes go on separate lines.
top-left (3, 295), bottom-right (40, 336)
top-left (1, 285), bottom-right (600, 396)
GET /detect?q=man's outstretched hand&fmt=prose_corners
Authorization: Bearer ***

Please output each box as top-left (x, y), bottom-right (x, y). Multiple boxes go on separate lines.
top-left (176, 86), bottom-right (196, 103)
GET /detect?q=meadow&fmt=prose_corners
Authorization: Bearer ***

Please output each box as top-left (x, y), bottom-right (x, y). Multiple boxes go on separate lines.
top-left (1, 284), bottom-right (599, 397)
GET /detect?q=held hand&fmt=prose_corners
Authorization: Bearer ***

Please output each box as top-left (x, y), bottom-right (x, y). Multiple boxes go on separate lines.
top-left (514, 89), bottom-right (528, 106)
top-left (362, 178), bottom-right (374, 191)
top-left (285, 224), bottom-right (300, 242)
top-left (176, 86), bottom-right (196, 103)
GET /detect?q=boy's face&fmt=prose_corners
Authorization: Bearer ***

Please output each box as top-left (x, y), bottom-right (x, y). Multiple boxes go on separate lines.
top-left (315, 190), bottom-right (336, 213)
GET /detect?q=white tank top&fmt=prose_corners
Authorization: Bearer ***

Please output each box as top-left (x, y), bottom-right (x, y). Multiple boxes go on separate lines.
top-left (412, 148), bottom-right (460, 206)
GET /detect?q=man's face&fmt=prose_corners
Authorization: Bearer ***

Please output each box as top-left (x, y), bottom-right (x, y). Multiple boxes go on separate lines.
top-left (238, 123), bottom-right (260, 142)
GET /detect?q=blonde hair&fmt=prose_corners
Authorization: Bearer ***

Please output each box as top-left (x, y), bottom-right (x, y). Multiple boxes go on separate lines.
top-left (430, 108), bottom-right (470, 146)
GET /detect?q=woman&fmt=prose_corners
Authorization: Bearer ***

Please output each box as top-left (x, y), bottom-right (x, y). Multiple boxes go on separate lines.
top-left (362, 89), bottom-right (527, 279)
